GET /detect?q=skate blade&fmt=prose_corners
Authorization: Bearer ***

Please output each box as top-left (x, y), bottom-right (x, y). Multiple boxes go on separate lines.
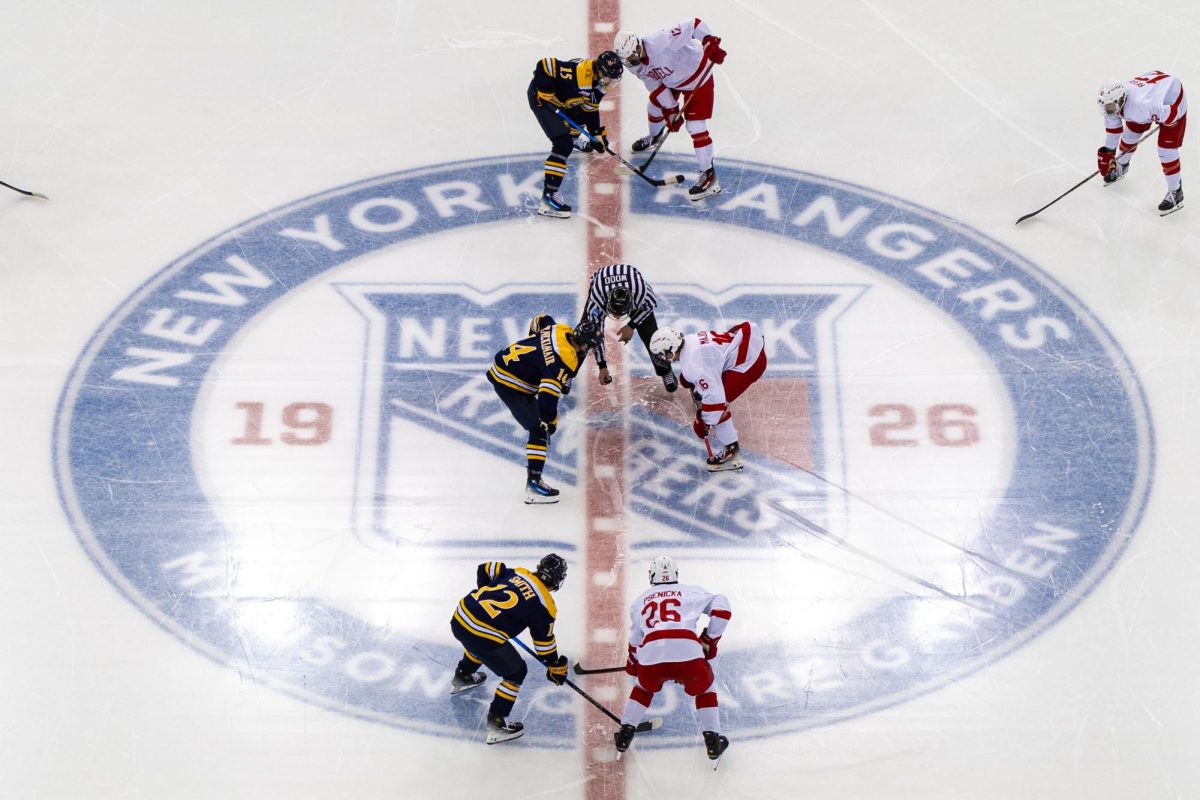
top-left (706, 460), bottom-right (743, 472)
top-left (537, 208), bottom-right (572, 219)
top-left (524, 494), bottom-right (561, 504)
top-left (449, 679), bottom-right (485, 696)
top-left (1160, 203), bottom-right (1184, 217)
top-left (688, 185), bottom-right (722, 202)
top-left (486, 730), bottom-right (525, 745)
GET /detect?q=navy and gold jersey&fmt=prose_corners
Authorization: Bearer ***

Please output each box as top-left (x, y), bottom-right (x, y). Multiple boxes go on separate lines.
top-left (453, 562), bottom-right (559, 661)
top-left (529, 57), bottom-right (607, 122)
top-left (487, 323), bottom-right (581, 423)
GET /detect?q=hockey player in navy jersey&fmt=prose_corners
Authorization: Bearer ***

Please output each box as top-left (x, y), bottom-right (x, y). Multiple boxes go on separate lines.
top-left (527, 51), bottom-right (623, 218)
top-left (487, 319), bottom-right (600, 502)
top-left (449, 555), bottom-right (570, 744)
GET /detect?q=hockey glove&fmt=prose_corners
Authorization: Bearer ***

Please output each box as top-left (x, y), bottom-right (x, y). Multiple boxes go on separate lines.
top-left (1096, 147), bottom-right (1116, 177)
top-left (586, 128), bottom-right (609, 153)
top-left (546, 655), bottom-right (569, 685)
top-left (699, 631), bottom-right (720, 660)
top-left (702, 35), bottom-right (727, 64)
top-left (693, 413), bottom-right (711, 440)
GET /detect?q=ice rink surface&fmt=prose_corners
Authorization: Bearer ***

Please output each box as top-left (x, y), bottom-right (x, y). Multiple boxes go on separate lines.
top-left (3, 1), bottom-right (1199, 798)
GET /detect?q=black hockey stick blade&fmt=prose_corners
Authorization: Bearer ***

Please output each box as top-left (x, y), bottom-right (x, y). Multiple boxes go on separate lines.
top-left (0, 179), bottom-right (48, 200)
top-left (635, 716), bottom-right (663, 733)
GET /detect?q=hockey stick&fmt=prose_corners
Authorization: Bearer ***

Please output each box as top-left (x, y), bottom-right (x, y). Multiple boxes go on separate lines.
top-left (554, 109), bottom-right (685, 188)
top-left (573, 663), bottom-right (626, 675)
top-left (0, 179), bottom-right (48, 200)
top-left (690, 389), bottom-right (716, 458)
top-left (511, 637), bottom-right (661, 732)
top-left (635, 70), bottom-right (705, 172)
top-left (1014, 125), bottom-right (1158, 224)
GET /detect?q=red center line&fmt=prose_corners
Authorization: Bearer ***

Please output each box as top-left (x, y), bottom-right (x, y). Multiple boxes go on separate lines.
top-left (584, 0), bottom-right (627, 797)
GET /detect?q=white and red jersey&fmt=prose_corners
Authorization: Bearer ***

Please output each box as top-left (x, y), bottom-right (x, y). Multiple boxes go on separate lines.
top-left (1104, 71), bottom-right (1188, 149)
top-left (627, 582), bottom-right (732, 666)
top-left (678, 321), bottom-right (765, 445)
top-left (630, 18), bottom-right (717, 109)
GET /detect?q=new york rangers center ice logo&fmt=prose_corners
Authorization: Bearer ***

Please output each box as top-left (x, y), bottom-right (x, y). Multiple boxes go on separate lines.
top-left (54, 155), bottom-right (1153, 745)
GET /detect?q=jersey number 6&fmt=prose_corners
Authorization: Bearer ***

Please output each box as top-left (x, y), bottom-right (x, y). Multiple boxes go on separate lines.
top-left (641, 597), bottom-right (682, 628)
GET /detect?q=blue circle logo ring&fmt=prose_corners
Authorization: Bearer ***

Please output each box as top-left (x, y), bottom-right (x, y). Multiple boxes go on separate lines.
top-left (54, 154), bottom-right (1154, 741)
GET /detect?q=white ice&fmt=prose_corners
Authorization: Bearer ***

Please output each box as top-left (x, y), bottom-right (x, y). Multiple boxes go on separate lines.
top-left (2, 2), bottom-right (1199, 799)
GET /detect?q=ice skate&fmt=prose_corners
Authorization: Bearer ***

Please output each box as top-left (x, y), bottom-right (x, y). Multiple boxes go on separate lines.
top-left (449, 670), bottom-right (485, 695)
top-left (661, 370), bottom-right (678, 393)
top-left (614, 723), bottom-right (637, 754)
top-left (706, 441), bottom-right (743, 472)
top-left (688, 167), bottom-right (721, 201)
top-left (703, 730), bottom-right (729, 767)
top-left (525, 476), bottom-right (561, 504)
top-left (1159, 183), bottom-right (1184, 216)
top-left (537, 191), bottom-right (572, 219)
top-left (1103, 159), bottom-right (1130, 185)
top-left (631, 134), bottom-right (657, 152)
top-left (486, 714), bottom-right (525, 745)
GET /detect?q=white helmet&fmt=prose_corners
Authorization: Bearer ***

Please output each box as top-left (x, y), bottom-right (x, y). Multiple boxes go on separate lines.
top-left (1097, 80), bottom-right (1125, 114)
top-left (648, 327), bottom-right (683, 367)
top-left (614, 30), bottom-right (641, 64)
top-left (648, 555), bottom-right (678, 585)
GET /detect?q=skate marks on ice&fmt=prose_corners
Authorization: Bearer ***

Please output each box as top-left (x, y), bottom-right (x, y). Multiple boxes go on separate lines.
top-left (53, 156), bottom-right (1152, 744)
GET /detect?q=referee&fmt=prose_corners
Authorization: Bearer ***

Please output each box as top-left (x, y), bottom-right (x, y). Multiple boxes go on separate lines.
top-left (580, 263), bottom-right (677, 393)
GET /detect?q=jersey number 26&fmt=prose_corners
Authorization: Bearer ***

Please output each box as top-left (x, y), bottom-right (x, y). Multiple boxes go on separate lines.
top-left (641, 597), bottom-right (682, 628)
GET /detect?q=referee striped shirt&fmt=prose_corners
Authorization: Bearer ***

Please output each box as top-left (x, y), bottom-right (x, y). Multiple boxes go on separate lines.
top-left (582, 264), bottom-right (658, 368)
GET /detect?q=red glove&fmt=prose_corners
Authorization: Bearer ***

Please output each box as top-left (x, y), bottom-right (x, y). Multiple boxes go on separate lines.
top-left (692, 413), bottom-right (710, 439)
top-left (702, 35), bottom-right (727, 64)
top-left (664, 108), bottom-right (684, 132)
top-left (625, 655), bottom-right (638, 676)
top-left (699, 631), bottom-right (720, 660)
top-left (1097, 146), bottom-right (1116, 176)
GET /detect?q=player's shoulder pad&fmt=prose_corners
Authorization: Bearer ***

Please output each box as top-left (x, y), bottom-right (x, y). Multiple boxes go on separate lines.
top-left (549, 324), bottom-right (580, 372)
top-left (476, 561), bottom-right (508, 587)
top-left (515, 568), bottom-right (559, 617)
top-left (576, 58), bottom-right (594, 88)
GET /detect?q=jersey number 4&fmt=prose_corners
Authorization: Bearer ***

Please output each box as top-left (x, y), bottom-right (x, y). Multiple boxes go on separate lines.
top-left (472, 584), bottom-right (519, 618)
top-left (502, 343), bottom-right (536, 365)
top-left (641, 597), bottom-right (682, 628)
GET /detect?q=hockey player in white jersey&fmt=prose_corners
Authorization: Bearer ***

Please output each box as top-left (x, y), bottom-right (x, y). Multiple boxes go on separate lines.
top-left (1096, 70), bottom-right (1188, 215)
top-left (648, 321), bottom-right (767, 472)
top-left (614, 555), bottom-right (732, 763)
top-left (613, 20), bottom-right (727, 201)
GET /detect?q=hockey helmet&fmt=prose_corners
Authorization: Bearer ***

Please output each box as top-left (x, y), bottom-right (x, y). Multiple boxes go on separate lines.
top-left (595, 50), bottom-right (624, 82)
top-left (648, 555), bottom-right (678, 585)
top-left (1097, 80), bottom-right (1126, 115)
top-left (571, 319), bottom-right (601, 351)
top-left (536, 553), bottom-right (568, 591)
top-left (648, 327), bottom-right (683, 368)
top-left (613, 30), bottom-right (642, 65)
top-left (606, 287), bottom-right (632, 316)
top-left (528, 313), bottom-right (556, 337)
